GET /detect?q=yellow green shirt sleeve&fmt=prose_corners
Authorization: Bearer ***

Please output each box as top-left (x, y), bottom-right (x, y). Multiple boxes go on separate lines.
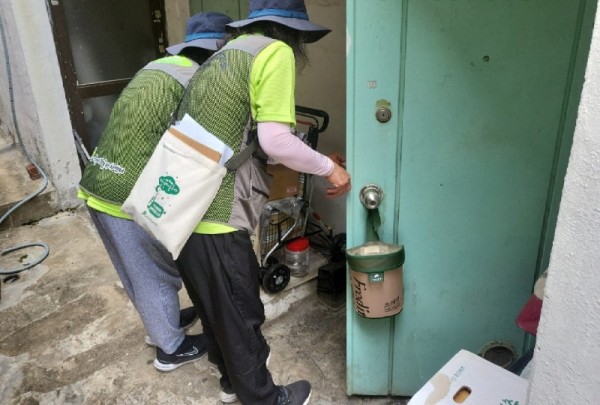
top-left (250, 40), bottom-right (296, 126)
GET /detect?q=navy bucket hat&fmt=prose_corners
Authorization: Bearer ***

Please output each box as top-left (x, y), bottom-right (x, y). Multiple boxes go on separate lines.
top-left (167, 12), bottom-right (233, 55)
top-left (227, 0), bottom-right (331, 43)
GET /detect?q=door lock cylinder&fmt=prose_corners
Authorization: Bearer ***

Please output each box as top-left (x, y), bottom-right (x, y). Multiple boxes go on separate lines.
top-left (359, 184), bottom-right (384, 210)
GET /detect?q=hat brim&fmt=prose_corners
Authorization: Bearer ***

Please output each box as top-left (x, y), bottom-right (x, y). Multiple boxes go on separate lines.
top-left (166, 38), bottom-right (221, 55)
top-left (227, 16), bottom-right (330, 43)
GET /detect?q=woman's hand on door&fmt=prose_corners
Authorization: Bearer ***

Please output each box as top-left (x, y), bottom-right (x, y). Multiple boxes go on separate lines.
top-left (325, 153), bottom-right (351, 198)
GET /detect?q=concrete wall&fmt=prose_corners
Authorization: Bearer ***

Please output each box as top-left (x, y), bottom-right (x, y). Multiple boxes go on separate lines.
top-left (0, 0), bottom-right (81, 210)
top-left (295, 0), bottom-right (347, 234)
top-left (0, 2), bottom-right (34, 147)
top-left (165, 0), bottom-right (190, 47)
top-left (527, 6), bottom-right (600, 404)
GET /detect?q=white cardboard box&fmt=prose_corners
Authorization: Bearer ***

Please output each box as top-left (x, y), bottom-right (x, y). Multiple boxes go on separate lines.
top-left (408, 349), bottom-right (528, 405)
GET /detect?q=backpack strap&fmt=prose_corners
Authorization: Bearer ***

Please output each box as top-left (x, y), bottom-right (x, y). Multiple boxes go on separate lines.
top-left (219, 36), bottom-right (277, 171)
top-left (225, 126), bottom-right (258, 171)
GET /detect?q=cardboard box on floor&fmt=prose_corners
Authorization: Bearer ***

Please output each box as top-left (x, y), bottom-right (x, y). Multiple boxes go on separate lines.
top-left (267, 164), bottom-right (301, 201)
top-left (408, 349), bottom-right (528, 405)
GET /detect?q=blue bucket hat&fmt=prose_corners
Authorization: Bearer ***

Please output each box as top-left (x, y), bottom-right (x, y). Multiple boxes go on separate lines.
top-left (167, 12), bottom-right (233, 55)
top-left (227, 0), bottom-right (331, 44)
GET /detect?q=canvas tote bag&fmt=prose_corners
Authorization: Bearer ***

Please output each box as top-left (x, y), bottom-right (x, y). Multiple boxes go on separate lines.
top-left (122, 126), bottom-right (226, 259)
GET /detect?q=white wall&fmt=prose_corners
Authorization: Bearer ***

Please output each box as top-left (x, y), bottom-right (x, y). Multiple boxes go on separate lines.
top-left (527, 7), bottom-right (600, 404)
top-left (0, 0), bottom-right (81, 209)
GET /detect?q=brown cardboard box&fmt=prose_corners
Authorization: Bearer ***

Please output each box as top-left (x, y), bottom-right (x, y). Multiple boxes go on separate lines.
top-left (267, 164), bottom-right (301, 201)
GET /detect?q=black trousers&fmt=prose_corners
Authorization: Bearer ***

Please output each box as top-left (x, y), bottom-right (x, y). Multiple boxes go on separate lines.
top-left (176, 231), bottom-right (276, 404)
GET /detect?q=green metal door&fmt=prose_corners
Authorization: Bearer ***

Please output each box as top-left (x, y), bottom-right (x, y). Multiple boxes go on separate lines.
top-left (346, 0), bottom-right (596, 396)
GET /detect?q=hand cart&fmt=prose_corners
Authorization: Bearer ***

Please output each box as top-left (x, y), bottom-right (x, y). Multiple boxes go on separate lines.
top-left (257, 106), bottom-right (345, 294)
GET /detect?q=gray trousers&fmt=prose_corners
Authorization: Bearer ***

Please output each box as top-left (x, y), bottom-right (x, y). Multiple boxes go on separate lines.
top-left (87, 207), bottom-right (185, 353)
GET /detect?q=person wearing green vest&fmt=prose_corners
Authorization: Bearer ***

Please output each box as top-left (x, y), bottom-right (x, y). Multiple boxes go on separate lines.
top-left (77, 12), bottom-right (233, 372)
top-left (173, 1), bottom-right (351, 403)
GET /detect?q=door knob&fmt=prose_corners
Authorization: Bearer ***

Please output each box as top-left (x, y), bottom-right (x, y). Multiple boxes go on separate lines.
top-left (359, 184), bottom-right (384, 210)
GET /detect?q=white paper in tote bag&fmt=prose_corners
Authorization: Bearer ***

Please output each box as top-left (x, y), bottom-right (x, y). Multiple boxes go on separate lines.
top-left (174, 114), bottom-right (234, 166)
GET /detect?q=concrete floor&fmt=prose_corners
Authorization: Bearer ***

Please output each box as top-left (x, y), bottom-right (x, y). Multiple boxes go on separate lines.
top-left (0, 207), bottom-right (410, 404)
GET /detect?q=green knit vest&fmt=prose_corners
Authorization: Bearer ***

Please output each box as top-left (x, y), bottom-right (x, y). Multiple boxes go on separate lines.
top-left (79, 55), bottom-right (199, 204)
top-left (177, 36), bottom-right (276, 233)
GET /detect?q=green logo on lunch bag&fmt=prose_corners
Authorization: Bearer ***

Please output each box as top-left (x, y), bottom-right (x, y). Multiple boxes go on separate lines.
top-left (147, 201), bottom-right (165, 218)
top-left (158, 176), bottom-right (180, 194)
top-left (144, 175), bottom-right (180, 219)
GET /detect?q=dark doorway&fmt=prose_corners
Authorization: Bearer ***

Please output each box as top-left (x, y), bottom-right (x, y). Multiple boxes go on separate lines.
top-left (48, 0), bottom-right (167, 163)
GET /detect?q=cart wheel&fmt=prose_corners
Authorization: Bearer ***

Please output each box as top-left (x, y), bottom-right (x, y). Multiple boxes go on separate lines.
top-left (330, 233), bottom-right (347, 262)
top-left (261, 263), bottom-right (290, 294)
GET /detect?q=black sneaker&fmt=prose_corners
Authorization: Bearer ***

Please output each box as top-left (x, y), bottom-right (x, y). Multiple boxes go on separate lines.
top-left (275, 380), bottom-right (311, 405)
top-left (145, 307), bottom-right (198, 346)
top-left (179, 307), bottom-right (198, 329)
top-left (153, 334), bottom-right (207, 372)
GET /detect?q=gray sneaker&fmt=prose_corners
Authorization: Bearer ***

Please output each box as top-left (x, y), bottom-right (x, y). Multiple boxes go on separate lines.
top-left (153, 334), bottom-right (207, 372)
top-left (275, 380), bottom-right (311, 405)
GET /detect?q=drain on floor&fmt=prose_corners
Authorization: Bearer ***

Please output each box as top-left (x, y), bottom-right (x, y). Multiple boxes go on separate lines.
top-left (479, 341), bottom-right (517, 369)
